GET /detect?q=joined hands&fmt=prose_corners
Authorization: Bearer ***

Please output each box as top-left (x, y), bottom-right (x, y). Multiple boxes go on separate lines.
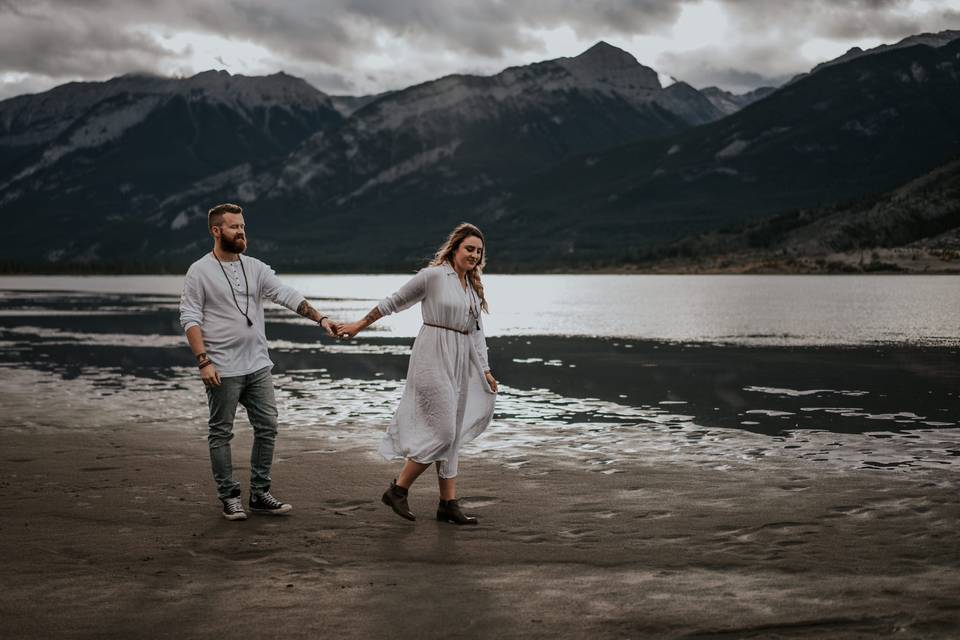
top-left (336, 321), bottom-right (365, 340)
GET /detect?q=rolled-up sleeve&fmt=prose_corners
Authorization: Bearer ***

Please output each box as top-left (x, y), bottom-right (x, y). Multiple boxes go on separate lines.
top-left (377, 269), bottom-right (429, 317)
top-left (471, 313), bottom-right (490, 371)
top-left (179, 267), bottom-right (204, 332)
top-left (260, 263), bottom-right (306, 312)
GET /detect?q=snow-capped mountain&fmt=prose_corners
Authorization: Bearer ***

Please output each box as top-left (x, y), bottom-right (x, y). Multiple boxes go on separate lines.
top-left (0, 70), bottom-right (343, 265)
top-left (2, 34), bottom-right (955, 272)
top-left (801, 29), bottom-right (960, 79)
top-left (491, 37), bottom-right (960, 266)
top-left (249, 41), bottom-right (722, 220)
top-left (140, 42), bottom-right (728, 269)
top-left (700, 86), bottom-right (777, 116)
top-left (0, 71), bottom-right (340, 193)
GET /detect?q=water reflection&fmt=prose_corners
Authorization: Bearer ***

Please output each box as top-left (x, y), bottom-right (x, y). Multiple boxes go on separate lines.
top-left (2, 274), bottom-right (959, 345)
top-left (1, 284), bottom-right (958, 475)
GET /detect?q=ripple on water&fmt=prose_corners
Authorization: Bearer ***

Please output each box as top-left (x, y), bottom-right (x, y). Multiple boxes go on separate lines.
top-left (1, 361), bottom-right (958, 474)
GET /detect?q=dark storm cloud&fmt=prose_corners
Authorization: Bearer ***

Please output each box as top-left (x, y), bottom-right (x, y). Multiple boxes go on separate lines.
top-left (0, 0), bottom-right (682, 70)
top-left (717, 0), bottom-right (956, 39)
top-left (0, 1), bottom-right (173, 73)
top-left (1, 0), bottom-right (960, 99)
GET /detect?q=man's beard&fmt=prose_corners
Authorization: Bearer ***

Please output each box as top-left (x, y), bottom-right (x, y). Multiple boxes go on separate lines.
top-left (221, 235), bottom-right (247, 254)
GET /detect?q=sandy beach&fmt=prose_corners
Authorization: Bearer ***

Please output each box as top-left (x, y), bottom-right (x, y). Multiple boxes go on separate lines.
top-left (2, 374), bottom-right (959, 639)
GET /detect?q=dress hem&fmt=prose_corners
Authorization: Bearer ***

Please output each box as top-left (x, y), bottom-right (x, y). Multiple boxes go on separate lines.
top-left (378, 450), bottom-right (458, 479)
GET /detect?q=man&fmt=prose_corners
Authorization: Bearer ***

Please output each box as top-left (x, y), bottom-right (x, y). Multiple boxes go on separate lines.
top-left (179, 203), bottom-right (338, 521)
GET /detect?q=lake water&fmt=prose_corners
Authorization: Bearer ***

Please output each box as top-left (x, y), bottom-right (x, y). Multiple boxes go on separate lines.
top-left (1, 274), bottom-right (958, 474)
top-left (1, 274), bottom-right (958, 345)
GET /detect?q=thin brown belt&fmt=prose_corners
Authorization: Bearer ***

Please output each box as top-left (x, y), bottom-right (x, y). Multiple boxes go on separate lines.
top-left (423, 322), bottom-right (468, 335)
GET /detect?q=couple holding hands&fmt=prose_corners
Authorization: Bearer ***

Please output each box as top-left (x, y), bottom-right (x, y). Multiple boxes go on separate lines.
top-left (179, 204), bottom-right (498, 525)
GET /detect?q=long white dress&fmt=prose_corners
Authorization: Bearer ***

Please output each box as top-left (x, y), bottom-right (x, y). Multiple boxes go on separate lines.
top-left (376, 261), bottom-right (496, 478)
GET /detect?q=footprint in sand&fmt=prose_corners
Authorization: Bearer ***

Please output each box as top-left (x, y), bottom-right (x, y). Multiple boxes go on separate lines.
top-left (557, 528), bottom-right (598, 541)
top-left (732, 522), bottom-right (821, 542)
top-left (458, 496), bottom-right (499, 508)
top-left (323, 499), bottom-right (375, 515)
top-left (635, 510), bottom-right (673, 520)
top-left (188, 547), bottom-right (279, 564)
top-left (510, 529), bottom-right (549, 543)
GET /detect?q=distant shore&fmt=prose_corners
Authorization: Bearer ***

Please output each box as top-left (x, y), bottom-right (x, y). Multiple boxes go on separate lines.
top-left (2, 247), bottom-right (959, 276)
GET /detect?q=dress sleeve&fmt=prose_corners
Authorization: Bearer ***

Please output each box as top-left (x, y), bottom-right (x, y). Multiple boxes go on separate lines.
top-left (179, 266), bottom-right (205, 332)
top-left (259, 261), bottom-right (306, 312)
top-left (377, 268), bottom-right (430, 317)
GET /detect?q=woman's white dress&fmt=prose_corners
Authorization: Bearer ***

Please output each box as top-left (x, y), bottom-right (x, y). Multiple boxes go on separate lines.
top-left (376, 262), bottom-right (496, 478)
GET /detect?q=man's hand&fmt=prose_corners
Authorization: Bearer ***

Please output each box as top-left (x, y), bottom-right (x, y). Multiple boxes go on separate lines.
top-left (320, 318), bottom-right (339, 338)
top-left (484, 371), bottom-right (499, 393)
top-left (337, 307), bottom-right (381, 340)
top-left (200, 361), bottom-right (221, 387)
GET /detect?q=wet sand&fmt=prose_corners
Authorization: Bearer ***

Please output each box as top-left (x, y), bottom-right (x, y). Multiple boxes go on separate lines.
top-left (2, 384), bottom-right (959, 639)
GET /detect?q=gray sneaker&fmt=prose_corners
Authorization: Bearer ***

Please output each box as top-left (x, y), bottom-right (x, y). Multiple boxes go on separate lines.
top-left (222, 495), bottom-right (248, 521)
top-left (249, 491), bottom-right (292, 515)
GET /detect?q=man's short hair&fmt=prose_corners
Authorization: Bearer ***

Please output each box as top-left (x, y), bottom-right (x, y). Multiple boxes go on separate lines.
top-left (208, 203), bottom-right (243, 230)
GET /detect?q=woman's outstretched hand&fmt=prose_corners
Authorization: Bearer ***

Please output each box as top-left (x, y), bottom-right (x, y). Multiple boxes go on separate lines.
top-left (484, 371), bottom-right (498, 393)
top-left (337, 321), bottom-right (365, 340)
top-left (320, 318), bottom-right (340, 338)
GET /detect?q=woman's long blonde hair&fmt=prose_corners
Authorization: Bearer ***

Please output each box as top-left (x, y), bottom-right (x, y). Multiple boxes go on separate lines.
top-left (429, 222), bottom-right (488, 312)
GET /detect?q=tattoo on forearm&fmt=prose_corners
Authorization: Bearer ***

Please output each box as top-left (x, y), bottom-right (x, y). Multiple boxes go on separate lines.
top-left (362, 307), bottom-right (382, 326)
top-left (297, 300), bottom-right (318, 320)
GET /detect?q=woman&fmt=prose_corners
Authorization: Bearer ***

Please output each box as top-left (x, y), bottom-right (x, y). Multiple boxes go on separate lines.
top-left (337, 223), bottom-right (498, 525)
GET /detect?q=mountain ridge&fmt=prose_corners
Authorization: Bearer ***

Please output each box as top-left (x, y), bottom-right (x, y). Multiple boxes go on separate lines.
top-left (0, 36), bottom-right (957, 272)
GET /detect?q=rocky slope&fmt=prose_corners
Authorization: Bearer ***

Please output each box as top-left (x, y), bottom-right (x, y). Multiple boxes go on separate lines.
top-left (487, 38), bottom-right (960, 268)
top-left (655, 157), bottom-right (960, 273)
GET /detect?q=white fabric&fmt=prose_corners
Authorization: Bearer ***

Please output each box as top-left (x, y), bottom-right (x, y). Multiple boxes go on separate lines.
top-left (179, 253), bottom-right (306, 377)
top-left (376, 262), bottom-right (497, 478)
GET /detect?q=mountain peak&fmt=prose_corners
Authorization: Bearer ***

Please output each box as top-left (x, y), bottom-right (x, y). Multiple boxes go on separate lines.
top-left (558, 41), bottom-right (661, 92)
top-left (574, 41), bottom-right (640, 69)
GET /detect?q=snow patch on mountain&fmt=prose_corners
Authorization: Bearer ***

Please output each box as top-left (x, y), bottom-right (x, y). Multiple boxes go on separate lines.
top-left (803, 29), bottom-right (960, 79)
top-left (355, 42), bottom-right (693, 134)
top-left (0, 96), bottom-right (163, 190)
top-left (276, 139), bottom-right (338, 192)
top-left (151, 163), bottom-right (267, 229)
top-left (0, 71), bottom-right (334, 151)
top-left (337, 141), bottom-right (462, 205)
top-left (716, 139), bottom-right (749, 159)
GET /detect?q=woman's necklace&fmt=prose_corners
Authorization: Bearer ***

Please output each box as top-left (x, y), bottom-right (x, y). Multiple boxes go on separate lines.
top-left (213, 251), bottom-right (253, 327)
top-left (466, 279), bottom-right (480, 330)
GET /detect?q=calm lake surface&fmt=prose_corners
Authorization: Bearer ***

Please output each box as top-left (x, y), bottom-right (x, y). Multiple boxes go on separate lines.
top-left (1, 274), bottom-right (958, 345)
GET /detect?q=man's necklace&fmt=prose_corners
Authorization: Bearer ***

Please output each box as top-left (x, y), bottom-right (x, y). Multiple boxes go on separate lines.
top-left (212, 251), bottom-right (253, 327)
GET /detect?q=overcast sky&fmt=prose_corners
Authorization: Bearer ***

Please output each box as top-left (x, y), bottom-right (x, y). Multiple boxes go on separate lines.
top-left (2, 0), bottom-right (959, 100)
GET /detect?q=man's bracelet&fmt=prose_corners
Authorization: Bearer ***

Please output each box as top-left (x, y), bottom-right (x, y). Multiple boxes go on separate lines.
top-left (198, 360), bottom-right (214, 370)
top-left (318, 316), bottom-right (328, 326)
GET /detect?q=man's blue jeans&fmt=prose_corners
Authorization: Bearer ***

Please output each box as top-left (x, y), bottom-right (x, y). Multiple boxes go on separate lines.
top-left (205, 366), bottom-right (278, 500)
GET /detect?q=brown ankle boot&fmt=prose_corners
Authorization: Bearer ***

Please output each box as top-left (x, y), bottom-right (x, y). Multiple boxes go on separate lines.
top-left (381, 479), bottom-right (415, 521)
top-left (436, 499), bottom-right (478, 525)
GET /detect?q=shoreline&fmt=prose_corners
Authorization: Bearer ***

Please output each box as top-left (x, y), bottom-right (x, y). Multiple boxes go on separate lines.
top-left (1, 261), bottom-right (960, 277)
